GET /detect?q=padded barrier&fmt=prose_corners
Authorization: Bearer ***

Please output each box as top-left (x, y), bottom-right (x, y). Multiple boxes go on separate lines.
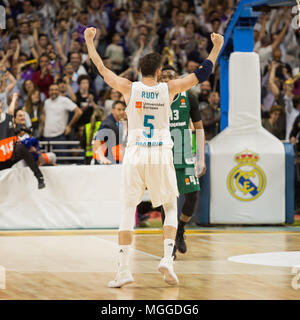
top-left (0, 165), bottom-right (123, 229)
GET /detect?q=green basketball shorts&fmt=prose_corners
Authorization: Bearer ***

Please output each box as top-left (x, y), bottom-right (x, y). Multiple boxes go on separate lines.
top-left (175, 166), bottom-right (200, 195)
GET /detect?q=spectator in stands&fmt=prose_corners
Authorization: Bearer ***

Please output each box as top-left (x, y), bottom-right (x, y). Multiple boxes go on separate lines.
top-left (62, 63), bottom-right (79, 93)
top-left (42, 83), bottom-right (82, 145)
top-left (126, 21), bottom-right (157, 57)
top-left (32, 17), bottom-right (50, 57)
top-left (198, 80), bottom-right (212, 110)
top-left (0, 94), bottom-right (45, 189)
top-left (56, 77), bottom-right (77, 103)
top-left (182, 60), bottom-right (201, 98)
top-left (262, 105), bottom-right (285, 140)
top-left (18, 21), bottom-right (34, 58)
top-left (4, 36), bottom-right (20, 67)
top-left (32, 53), bottom-right (54, 98)
top-left (75, 75), bottom-right (99, 129)
top-left (46, 43), bottom-right (63, 77)
top-left (254, 12), bottom-right (290, 74)
top-left (18, 0), bottom-right (36, 22)
top-left (24, 88), bottom-right (44, 138)
top-left (69, 52), bottom-right (88, 81)
top-left (267, 48), bottom-right (292, 78)
top-left (22, 80), bottom-right (35, 99)
top-left (69, 31), bottom-right (82, 55)
top-left (200, 91), bottom-right (220, 141)
top-left (87, 0), bottom-right (110, 30)
top-left (197, 36), bottom-right (209, 61)
top-left (54, 17), bottom-right (70, 56)
top-left (82, 108), bottom-right (103, 165)
top-left (115, 8), bottom-right (130, 37)
top-left (14, 108), bottom-right (32, 129)
top-left (32, 0), bottom-right (56, 34)
top-left (167, 10), bottom-right (186, 42)
top-left (105, 33), bottom-right (125, 74)
top-left (21, 78), bottom-right (46, 106)
top-left (92, 100), bottom-right (126, 165)
top-left (266, 61), bottom-right (287, 135)
top-left (0, 69), bottom-right (17, 114)
top-left (103, 88), bottom-right (121, 117)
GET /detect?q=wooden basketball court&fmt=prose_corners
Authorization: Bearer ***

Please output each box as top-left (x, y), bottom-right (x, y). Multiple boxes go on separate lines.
top-left (0, 228), bottom-right (299, 300)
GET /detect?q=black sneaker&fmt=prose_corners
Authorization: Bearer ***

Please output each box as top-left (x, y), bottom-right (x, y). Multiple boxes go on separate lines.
top-left (172, 245), bottom-right (177, 260)
top-left (176, 230), bottom-right (187, 254)
top-left (38, 177), bottom-right (46, 189)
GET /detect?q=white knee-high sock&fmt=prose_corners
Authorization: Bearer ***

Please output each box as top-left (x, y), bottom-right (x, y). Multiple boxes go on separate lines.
top-left (118, 245), bottom-right (130, 270)
top-left (164, 239), bottom-right (175, 259)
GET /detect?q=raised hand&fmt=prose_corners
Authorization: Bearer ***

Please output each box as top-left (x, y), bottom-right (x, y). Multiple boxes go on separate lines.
top-left (11, 92), bottom-right (19, 100)
top-left (84, 27), bottom-right (97, 42)
top-left (210, 33), bottom-right (224, 48)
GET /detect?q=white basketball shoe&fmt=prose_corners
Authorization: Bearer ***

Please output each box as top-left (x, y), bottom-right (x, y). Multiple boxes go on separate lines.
top-left (108, 267), bottom-right (134, 288)
top-left (158, 257), bottom-right (179, 285)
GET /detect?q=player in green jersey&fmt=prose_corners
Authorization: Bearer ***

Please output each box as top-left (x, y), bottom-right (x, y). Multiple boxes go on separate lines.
top-left (159, 65), bottom-right (207, 258)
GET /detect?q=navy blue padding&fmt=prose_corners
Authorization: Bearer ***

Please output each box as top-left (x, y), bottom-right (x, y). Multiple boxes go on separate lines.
top-left (284, 142), bottom-right (295, 224)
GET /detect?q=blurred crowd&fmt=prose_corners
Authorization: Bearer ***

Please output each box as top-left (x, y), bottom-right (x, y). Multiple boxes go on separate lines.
top-left (0, 0), bottom-right (300, 163)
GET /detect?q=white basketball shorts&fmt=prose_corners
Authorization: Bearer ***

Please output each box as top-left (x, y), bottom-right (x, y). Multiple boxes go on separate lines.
top-left (121, 145), bottom-right (179, 208)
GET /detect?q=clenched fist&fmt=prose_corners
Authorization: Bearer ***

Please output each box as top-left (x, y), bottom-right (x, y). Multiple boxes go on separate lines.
top-left (84, 27), bottom-right (97, 41)
top-left (211, 33), bottom-right (224, 48)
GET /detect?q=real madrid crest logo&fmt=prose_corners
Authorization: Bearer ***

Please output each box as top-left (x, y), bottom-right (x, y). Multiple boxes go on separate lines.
top-left (227, 150), bottom-right (266, 202)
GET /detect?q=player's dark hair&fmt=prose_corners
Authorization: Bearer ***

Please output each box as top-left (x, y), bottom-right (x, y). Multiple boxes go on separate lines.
top-left (138, 53), bottom-right (162, 77)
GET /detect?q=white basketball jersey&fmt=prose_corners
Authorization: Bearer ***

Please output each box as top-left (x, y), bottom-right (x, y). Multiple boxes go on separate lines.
top-left (126, 81), bottom-right (173, 148)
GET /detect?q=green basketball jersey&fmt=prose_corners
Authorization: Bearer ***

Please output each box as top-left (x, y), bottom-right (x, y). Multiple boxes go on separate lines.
top-left (170, 92), bottom-right (194, 169)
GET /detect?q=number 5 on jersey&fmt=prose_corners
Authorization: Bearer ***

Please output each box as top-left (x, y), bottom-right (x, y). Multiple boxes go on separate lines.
top-left (143, 115), bottom-right (155, 138)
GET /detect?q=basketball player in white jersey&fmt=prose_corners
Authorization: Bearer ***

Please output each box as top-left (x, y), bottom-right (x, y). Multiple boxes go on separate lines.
top-left (84, 27), bottom-right (223, 287)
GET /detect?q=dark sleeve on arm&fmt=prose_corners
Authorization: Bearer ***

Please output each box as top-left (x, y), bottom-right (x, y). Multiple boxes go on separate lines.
top-left (193, 59), bottom-right (213, 83)
top-left (187, 91), bottom-right (202, 123)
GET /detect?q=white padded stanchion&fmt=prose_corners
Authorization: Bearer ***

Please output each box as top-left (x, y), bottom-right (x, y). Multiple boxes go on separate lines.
top-left (209, 52), bottom-right (285, 224)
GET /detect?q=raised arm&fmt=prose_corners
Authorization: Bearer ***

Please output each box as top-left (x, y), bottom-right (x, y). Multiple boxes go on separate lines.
top-left (4, 71), bottom-right (17, 94)
top-left (168, 33), bottom-right (223, 99)
top-left (268, 62), bottom-right (280, 98)
top-left (84, 27), bottom-right (131, 101)
top-left (271, 17), bottom-right (290, 51)
top-left (8, 92), bottom-right (18, 116)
